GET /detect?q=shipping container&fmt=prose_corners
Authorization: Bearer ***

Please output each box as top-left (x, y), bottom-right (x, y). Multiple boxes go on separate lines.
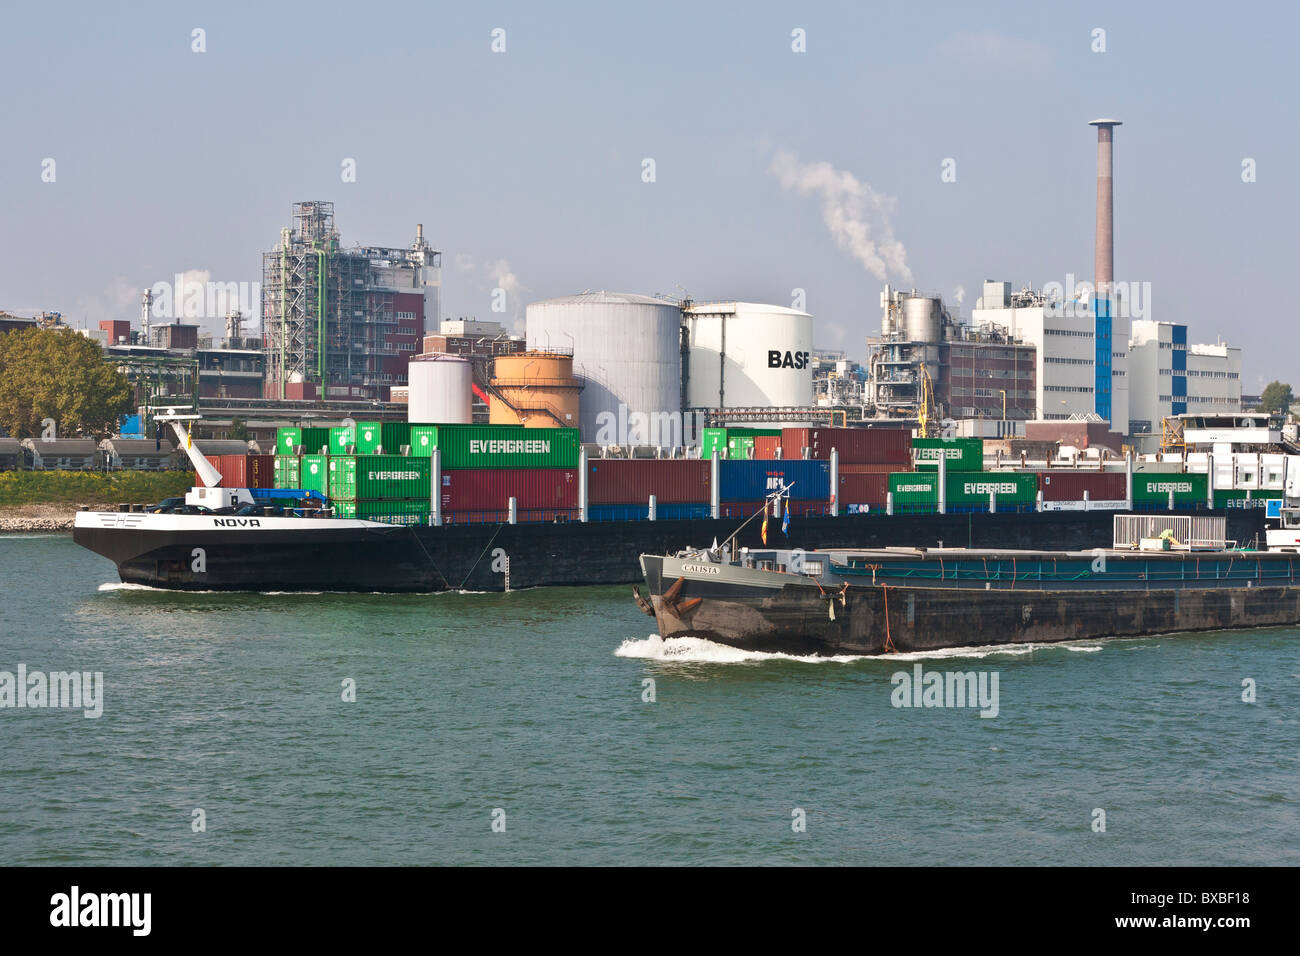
top-left (716, 500), bottom-right (834, 518)
top-left (440, 468), bottom-right (578, 512)
top-left (752, 436), bottom-right (780, 460)
top-left (889, 472), bottom-right (940, 508)
top-left (354, 422), bottom-right (383, 455)
top-left (587, 503), bottom-right (712, 521)
top-left (328, 455), bottom-right (432, 501)
top-left (719, 460), bottom-right (830, 501)
top-left (299, 454), bottom-right (329, 495)
top-left (275, 426), bottom-right (329, 456)
top-left (945, 472), bottom-right (1039, 508)
top-left (836, 471), bottom-right (889, 506)
top-left (1132, 472), bottom-right (1208, 504)
top-left (700, 427), bottom-right (781, 460)
top-left (273, 455), bottom-right (300, 487)
top-left (333, 499), bottom-right (429, 524)
top-left (407, 424), bottom-right (578, 469)
top-left (781, 427), bottom-right (910, 463)
top-left (381, 421), bottom-right (411, 454)
top-left (587, 459), bottom-right (711, 505)
top-left (211, 454), bottom-right (275, 489)
top-left (329, 425), bottom-right (356, 454)
top-left (1213, 489), bottom-right (1268, 509)
top-left (838, 462), bottom-right (899, 475)
top-left (913, 437), bottom-right (983, 471)
top-left (887, 471), bottom-right (1037, 510)
top-left (1038, 470), bottom-right (1127, 502)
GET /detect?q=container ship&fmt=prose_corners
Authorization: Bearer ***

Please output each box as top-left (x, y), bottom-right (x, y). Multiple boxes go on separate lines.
top-left (637, 514), bottom-right (1300, 656)
top-left (73, 419), bottom-right (1269, 593)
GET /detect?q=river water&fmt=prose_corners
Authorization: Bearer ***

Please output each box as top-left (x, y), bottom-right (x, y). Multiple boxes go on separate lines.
top-left (1, 534), bottom-right (1295, 865)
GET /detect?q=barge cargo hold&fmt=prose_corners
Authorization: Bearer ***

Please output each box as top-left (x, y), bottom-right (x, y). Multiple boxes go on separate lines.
top-left (72, 508), bottom-right (1267, 593)
top-left (638, 537), bottom-right (1300, 656)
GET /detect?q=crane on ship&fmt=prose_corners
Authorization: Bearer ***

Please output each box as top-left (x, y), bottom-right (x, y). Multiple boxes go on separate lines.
top-left (917, 362), bottom-right (937, 438)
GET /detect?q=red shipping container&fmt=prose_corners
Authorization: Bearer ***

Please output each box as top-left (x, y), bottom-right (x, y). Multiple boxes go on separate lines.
top-left (441, 468), bottom-right (578, 511)
top-left (212, 454), bottom-right (275, 489)
top-left (1038, 470), bottom-right (1127, 502)
top-left (752, 436), bottom-right (780, 460)
top-left (587, 459), bottom-right (711, 505)
top-left (780, 427), bottom-right (911, 464)
top-left (837, 472), bottom-right (889, 505)
top-left (837, 462), bottom-right (899, 475)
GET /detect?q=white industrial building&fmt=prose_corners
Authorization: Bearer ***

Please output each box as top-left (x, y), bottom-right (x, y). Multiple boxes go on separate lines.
top-left (971, 280), bottom-right (1129, 431)
top-left (1128, 320), bottom-right (1241, 442)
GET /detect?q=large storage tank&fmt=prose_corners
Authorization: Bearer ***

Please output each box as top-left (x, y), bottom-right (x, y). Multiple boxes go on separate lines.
top-left (525, 292), bottom-right (682, 445)
top-left (901, 294), bottom-right (942, 343)
top-left (489, 350), bottom-right (582, 429)
top-left (407, 354), bottom-right (472, 424)
top-left (683, 302), bottom-right (813, 409)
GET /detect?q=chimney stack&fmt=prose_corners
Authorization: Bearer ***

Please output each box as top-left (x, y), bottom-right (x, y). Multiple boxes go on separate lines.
top-left (1088, 119), bottom-right (1121, 309)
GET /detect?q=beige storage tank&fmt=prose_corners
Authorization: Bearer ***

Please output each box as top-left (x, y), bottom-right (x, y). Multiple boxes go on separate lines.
top-left (489, 350), bottom-right (582, 428)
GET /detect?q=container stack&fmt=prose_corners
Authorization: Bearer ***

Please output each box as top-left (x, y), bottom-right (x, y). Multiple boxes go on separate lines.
top-left (210, 453), bottom-right (274, 489)
top-left (587, 459), bottom-right (711, 521)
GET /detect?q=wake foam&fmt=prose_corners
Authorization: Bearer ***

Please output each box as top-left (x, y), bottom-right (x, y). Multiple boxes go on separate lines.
top-left (615, 634), bottom-right (1108, 664)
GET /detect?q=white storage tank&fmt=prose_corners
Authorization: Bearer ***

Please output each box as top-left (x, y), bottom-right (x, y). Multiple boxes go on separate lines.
top-left (683, 302), bottom-right (813, 409)
top-left (407, 354), bottom-right (472, 424)
top-left (526, 291), bottom-right (682, 444)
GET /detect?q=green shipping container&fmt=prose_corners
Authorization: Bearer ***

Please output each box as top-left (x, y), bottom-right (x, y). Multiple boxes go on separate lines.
top-left (299, 455), bottom-right (330, 494)
top-left (888, 472), bottom-right (940, 506)
top-left (945, 472), bottom-right (1038, 507)
top-left (334, 499), bottom-right (429, 524)
top-left (1133, 473), bottom-right (1208, 504)
top-left (329, 425), bottom-right (356, 453)
top-left (700, 428), bottom-right (728, 459)
top-left (381, 422), bottom-right (412, 454)
top-left (727, 436), bottom-right (755, 460)
top-left (1213, 489), bottom-right (1267, 509)
top-left (913, 437), bottom-right (983, 471)
top-left (354, 422), bottom-right (383, 455)
top-left (273, 455), bottom-right (300, 487)
top-left (276, 426), bottom-right (330, 456)
top-left (887, 471), bottom-right (1037, 508)
top-left (406, 425), bottom-right (579, 469)
top-left (328, 455), bottom-right (432, 501)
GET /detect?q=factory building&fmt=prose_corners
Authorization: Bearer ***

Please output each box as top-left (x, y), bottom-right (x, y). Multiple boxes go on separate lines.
top-left (971, 282), bottom-right (1110, 424)
top-left (262, 202), bottom-right (441, 402)
top-left (868, 287), bottom-right (1036, 424)
top-left (1128, 319), bottom-right (1241, 446)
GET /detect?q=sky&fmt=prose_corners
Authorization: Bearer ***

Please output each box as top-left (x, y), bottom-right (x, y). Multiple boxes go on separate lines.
top-left (1, 0), bottom-right (1296, 391)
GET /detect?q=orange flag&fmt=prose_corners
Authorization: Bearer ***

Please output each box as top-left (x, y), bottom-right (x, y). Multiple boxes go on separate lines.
top-left (761, 501), bottom-right (769, 546)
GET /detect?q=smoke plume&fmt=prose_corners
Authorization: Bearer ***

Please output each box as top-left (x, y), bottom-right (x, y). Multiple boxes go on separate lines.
top-left (769, 150), bottom-right (912, 284)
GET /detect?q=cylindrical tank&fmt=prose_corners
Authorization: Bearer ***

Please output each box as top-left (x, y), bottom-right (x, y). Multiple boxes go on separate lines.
top-left (526, 292), bottom-right (682, 444)
top-left (902, 295), bottom-right (942, 343)
top-left (490, 350), bottom-right (582, 429)
top-left (683, 302), bottom-right (813, 409)
top-left (407, 354), bottom-right (472, 424)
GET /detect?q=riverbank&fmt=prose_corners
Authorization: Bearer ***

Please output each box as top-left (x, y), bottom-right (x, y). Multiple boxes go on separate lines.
top-left (0, 504), bottom-right (76, 532)
top-left (0, 471), bottom-right (195, 531)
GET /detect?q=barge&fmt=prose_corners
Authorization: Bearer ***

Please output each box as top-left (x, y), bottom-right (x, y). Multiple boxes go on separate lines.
top-left (637, 515), bottom-right (1300, 655)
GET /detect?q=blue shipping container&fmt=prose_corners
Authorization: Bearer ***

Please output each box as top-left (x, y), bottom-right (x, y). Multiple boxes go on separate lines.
top-left (587, 503), bottom-right (711, 521)
top-left (719, 460), bottom-right (830, 501)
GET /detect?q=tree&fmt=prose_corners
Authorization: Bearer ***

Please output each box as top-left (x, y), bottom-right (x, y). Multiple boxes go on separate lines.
top-left (1259, 380), bottom-right (1294, 415)
top-left (228, 417), bottom-right (249, 441)
top-left (0, 328), bottom-right (132, 439)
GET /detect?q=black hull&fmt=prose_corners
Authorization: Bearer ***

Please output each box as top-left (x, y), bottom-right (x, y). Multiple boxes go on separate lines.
top-left (642, 564), bottom-right (1300, 656)
top-left (74, 509), bottom-right (1267, 593)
